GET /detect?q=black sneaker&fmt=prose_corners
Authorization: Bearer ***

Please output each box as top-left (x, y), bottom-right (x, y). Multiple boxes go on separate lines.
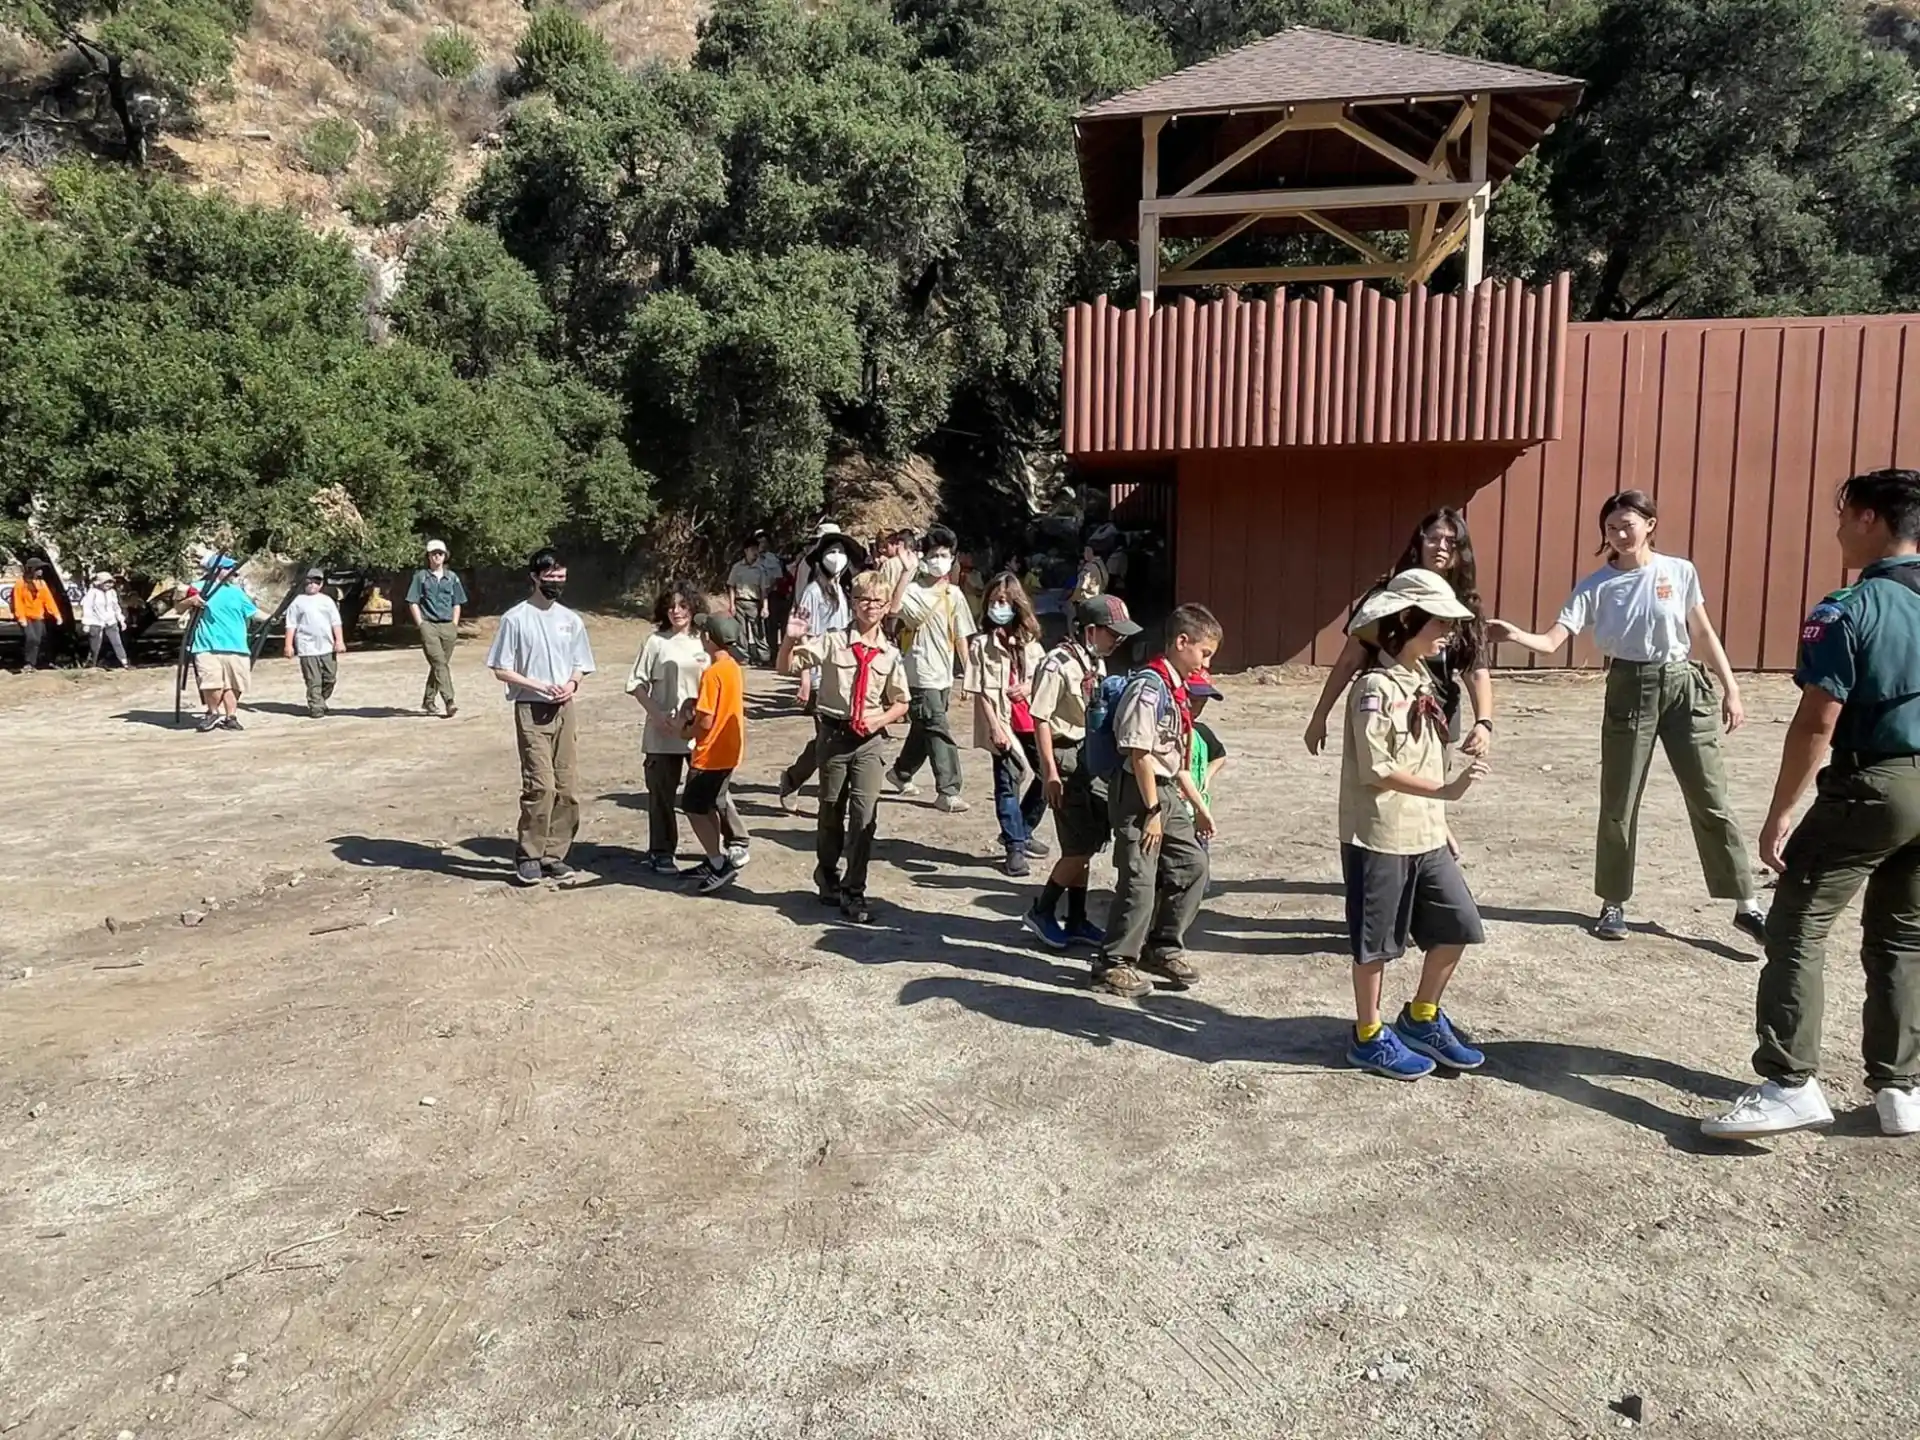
top-left (1733, 908), bottom-right (1768, 947)
top-left (195, 712), bottom-right (222, 733)
top-left (221, 714), bottom-right (245, 732)
top-left (647, 854), bottom-right (680, 876)
top-left (542, 860), bottom-right (575, 881)
top-left (695, 860), bottom-right (738, 895)
top-left (513, 859), bottom-right (542, 886)
top-left (840, 894), bottom-right (874, 924)
top-left (443, 705), bottom-right (459, 718)
top-left (1593, 904), bottom-right (1628, 941)
top-left (1003, 844), bottom-right (1031, 878)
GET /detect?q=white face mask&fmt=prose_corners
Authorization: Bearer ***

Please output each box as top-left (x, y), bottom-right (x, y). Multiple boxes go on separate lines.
top-left (988, 602), bottom-right (1015, 626)
top-left (923, 555), bottom-right (953, 579)
top-left (820, 551), bottom-right (849, 575)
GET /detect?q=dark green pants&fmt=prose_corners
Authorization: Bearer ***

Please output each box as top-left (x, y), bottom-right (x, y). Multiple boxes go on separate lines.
top-left (298, 653), bottom-right (337, 716)
top-left (1103, 772), bottom-right (1209, 964)
top-left (420, 620), bottom-right (458, 708)
top-left (893, 685), bottom-right (963, 797)
top-left (818, 721), bottom-right (886, 899)
top-left (1596, 660), bottom-right (1753, 904)
top-left (1756, 757), bottom-right (1920, 1090)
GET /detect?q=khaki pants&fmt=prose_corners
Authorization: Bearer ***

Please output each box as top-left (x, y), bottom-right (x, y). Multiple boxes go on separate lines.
top-left (298, 653), bottom-right (337, 715)
top-left (514, 701), bottom-right (579, 864)
top-left (818, 720), bottom-right (886, 899)
top-left (1104, 772), bottom-right (1209, 964)
top-left (420, 620), bottom-right (458, 708)
top-left (1595, 660), bottom-right (1752, 904)
top-left (1756, 757), bottom-right (1920, 1090)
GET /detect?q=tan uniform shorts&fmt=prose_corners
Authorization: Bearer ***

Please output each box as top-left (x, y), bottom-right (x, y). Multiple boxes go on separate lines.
top-left (193, 652), bottom-right (252, 695)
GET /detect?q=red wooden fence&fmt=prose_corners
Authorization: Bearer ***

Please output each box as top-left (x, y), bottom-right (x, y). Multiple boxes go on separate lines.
top-left (1064, 275), bottom-right (1570, 454)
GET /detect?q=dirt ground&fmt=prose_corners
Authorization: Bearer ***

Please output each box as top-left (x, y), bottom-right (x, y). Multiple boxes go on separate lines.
top-left (3, 620), bottom-right (1915, 1440)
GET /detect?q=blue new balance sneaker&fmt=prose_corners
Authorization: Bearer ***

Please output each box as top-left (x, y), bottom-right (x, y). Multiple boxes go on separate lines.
top-left (1066, 918), bottom-right (1106, 950)
top-left (1022, 906), bottom-right (1070, 951)
top-left (1348, 1025), bottom-right (1437, 1081)
top-left (1393, 1007), bottom-right (1486, 1071)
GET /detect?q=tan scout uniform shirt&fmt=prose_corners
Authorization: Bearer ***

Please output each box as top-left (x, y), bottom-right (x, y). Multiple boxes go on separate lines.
top-left (1031, 640), bottom-right (1103, 743)
top-left (1113, 667), bottom-right (1187, 781)
top-left (1340, 662), bottom-right (1448, 855)
top-left (789, 631), bottom-right (910, 731)
top-left (967, 631), bottom-right (1046, 750)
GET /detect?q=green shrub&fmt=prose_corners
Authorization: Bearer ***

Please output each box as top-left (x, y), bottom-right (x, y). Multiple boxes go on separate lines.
top-left (422, 28), bottom-right (481, 81)
top-left (340, 179), bottom-right (386, 226)
top-left (376, 123), bottom-right (452, 221)
top-left (512, 7), bottom-right (614, 98)
top-left (322, 16), bottom-right (375, 76)
top-left (299, 117), bottom-right (360, 176)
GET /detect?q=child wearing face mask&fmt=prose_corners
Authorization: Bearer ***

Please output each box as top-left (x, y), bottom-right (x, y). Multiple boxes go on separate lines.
top-left (778, 532), bottom-right (862, 812)
top-left (969, 574), bottom-right (1051, 876)
top-left (886, 525), bottom-right (975, 812)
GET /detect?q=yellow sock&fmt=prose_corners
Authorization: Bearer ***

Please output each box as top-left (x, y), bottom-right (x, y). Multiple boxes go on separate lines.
top-left (1409, 1001), bottom-right (1439, 1024)
top-left (1356, 1019), bottom-right (1383, 1042)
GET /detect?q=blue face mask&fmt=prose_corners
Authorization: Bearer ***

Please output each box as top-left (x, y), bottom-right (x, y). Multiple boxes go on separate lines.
top-left (988, 602), bottom-right (1015, 627)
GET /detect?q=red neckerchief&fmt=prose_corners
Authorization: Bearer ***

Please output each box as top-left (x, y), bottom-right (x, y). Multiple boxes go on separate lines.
top-left (849, 637), bottom-right (883, 732)
top-left (1147, 657), bottom-right (1194, 747)
top-left (1409, 690), bottom-right (1447, 742)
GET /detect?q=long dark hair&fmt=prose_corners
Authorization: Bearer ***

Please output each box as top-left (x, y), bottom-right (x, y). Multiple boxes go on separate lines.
top-left (1390, 508), bottom-right (1483, 672)
top-left (652, 580), bottom-right (701, 630)
top-left (983, 571), bottom-right (1040, 645)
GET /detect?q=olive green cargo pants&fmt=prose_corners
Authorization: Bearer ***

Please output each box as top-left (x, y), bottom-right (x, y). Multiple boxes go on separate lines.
top-left (1755, 757), bottom-right (1920, 1090)
top-left (1596, 660), bottom-right (1753, 905)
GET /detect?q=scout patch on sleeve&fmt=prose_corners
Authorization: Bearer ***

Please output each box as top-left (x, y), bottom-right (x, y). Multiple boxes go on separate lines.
top-left (1801, 601), bottom-right (1844, 643)
top-left (1357, 692), bottom-right (1383, 713)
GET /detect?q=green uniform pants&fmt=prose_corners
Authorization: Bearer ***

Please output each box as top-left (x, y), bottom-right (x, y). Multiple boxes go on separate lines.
top-left (1755, 757), bottom-right (1920, 1090)
top-left (893, 686), bottom-right (964, 797)
top-left (298, 653), bottom-right (337, 716)
top-left (817, 720), bottom-right (886, 900)
top-left (1104, 772), bottom-right (1209, 964)
top-left (420, 620), bottom-right (459, 709)
top-left (1596, 660), bottom-right (1753, 905)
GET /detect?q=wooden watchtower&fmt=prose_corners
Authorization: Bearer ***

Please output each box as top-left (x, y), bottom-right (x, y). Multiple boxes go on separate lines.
top-left (1074, 27), bottom-right (1583, 299)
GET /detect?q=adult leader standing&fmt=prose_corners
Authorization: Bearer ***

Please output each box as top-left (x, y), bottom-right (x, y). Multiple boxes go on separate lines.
top-left (1489, 490), bottom-right (1766, 945)
top-left (407, 539), bottom-right (468, 718)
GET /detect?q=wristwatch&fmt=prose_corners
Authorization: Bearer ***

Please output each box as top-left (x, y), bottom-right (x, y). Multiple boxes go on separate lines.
top-left (1473, 719), bottom-right (1494, 733)
top-left (1142, 801), bottom-right (1164, 819)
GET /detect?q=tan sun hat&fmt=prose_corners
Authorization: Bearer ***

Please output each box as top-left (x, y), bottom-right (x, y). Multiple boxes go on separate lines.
top-left (1347, 567), bottom-right (1474, 643)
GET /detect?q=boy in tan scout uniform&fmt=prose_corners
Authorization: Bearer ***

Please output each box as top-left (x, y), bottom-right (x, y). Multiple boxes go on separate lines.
top-left (1024, 595), bottom-right (1143, 950)
top-left (1097, 604), bottom-right (1221, 999)
top-left (780, 570), bottom-right (912, 925)
top-left (1339, 570), bottom-right (1491, 1080)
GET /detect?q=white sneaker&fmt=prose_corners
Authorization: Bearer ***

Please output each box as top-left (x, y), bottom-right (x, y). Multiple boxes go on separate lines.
top-left (934, 793), bottom-right (971, 814)
top-left (1875, 1087), bottom-right (1920, 1136)
top-left (884, 771), bottom-right (920, 797)
top-left (726, 844), bottom-right (752, 870)
top-left (1701, 1079), bottom-right (1834, 1138)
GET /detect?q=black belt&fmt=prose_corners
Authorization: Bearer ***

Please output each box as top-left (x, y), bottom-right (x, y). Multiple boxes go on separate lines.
top-left (1832, 750), bottom-right (1920, 771)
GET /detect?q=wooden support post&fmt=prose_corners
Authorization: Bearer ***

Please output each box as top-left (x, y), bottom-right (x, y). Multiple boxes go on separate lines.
top-left (1464, 93), bottom-right (1490, 289)
top-left (1139, 114), bottom-right (1166, 302)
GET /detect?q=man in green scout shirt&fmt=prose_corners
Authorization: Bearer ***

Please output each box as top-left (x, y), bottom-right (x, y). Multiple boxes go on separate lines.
top-left (1704, 468), bottom-right (1920, 1140)
top-left (407, 539), bottom-right (469, 718)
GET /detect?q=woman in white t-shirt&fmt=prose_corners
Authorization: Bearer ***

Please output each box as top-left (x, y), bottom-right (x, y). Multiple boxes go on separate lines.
top-left (1489, 490), bottom-right (1765, 946)
top-left (627, 582), bottom-right (716, 874)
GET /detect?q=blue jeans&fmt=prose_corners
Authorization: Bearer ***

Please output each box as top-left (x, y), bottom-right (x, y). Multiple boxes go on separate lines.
top-left (993, 732), bottom-right (1047, 850)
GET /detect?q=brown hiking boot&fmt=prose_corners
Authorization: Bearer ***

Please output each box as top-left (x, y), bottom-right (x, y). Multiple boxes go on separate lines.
top-left (1142, 952), bottom-right (1200, 988)
top-left (1094, 960), bottom-right (1153, 998)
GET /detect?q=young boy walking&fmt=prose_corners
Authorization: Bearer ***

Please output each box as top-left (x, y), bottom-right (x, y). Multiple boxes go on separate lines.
top-left (1096, 604), bottom-right (1221, 999)
top-left (1340, 570), bottom-right (1491, 1079)
top-left (682, 613), bottom-right (749, 895)
top-left (284, 568), bottom-right (346, 717)
top-left (780, 570), bottom-right (912, 923)
top-left (1024, 595), bottom-right (1142, 949)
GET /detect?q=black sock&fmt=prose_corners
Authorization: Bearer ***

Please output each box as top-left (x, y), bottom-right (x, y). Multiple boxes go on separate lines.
top-left (1037, 881), bottom-right (1064, 918)
top-left (1066, 887), bottom-right (1088, 926)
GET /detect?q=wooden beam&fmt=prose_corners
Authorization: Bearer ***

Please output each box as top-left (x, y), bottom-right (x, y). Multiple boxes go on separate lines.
top-left (1163, 213), bottom-right (1264, 274)
top-left (1139, 114), bottom-right (1166, 300)
top-left (1425, 100), bottom-right (1474, 179)
top-left (1409, 204), bottom-right (1474, 285)
top-left (1297, 209), bottom-right (1392, 267)
top-left (1158, 262), bottom-right (1403, 288)
top-left (1464, 93), bottom-right (1490, 289)
top-left (1174, 112), bottom-right (1298, 198)
top-left (1332, 117), bottom-right (1448, 183)
top-left (1143, 179), bottom-right (1483, 220)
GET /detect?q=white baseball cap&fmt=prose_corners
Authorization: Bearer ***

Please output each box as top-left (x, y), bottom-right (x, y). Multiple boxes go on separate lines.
top-left (425, 539), bottom-right (448, 554)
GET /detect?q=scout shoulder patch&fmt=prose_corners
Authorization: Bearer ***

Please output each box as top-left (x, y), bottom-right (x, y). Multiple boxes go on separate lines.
top-left (1801, 600), bottom-right (1845, 644)
top-left (1357, 692), bottom-right (1383, 713)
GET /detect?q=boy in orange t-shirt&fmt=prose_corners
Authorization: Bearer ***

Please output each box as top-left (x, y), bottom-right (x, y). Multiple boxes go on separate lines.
top-left (681, 613), bottom-right (748, 893)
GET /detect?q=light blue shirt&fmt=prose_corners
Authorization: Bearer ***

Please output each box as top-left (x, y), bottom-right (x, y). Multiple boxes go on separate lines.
top-left (191, 581), bottom-right (259, 655)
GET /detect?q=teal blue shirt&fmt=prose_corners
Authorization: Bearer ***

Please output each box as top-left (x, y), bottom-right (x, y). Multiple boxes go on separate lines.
top-left (190, 583), bottom-right (259, 655)
top-left (1796, 555), bottom-right (1920, 758)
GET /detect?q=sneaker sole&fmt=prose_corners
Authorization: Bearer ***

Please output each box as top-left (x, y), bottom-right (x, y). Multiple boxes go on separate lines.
top-left (1593, 928), bottom-right (1627, 942)
top-left (1348, 1051), bottom-right (1436, 1081)
top-left (1396, 1032), bottom-right (1486, 1071)
top-left (697, 872), bottom-right (739, 895)
top-left (1701, 1111), bottom-right (1834, 1139)
top-left (1021, 913), bottom-right (1069, 952)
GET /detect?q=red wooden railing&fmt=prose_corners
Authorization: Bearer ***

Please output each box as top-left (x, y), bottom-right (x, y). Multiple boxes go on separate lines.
top-left (1064, 274), bottom-right (1570, 453)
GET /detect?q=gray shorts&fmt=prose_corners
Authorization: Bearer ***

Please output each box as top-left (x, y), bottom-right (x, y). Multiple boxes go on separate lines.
top-left (1341, 843), bottom-right (1484, 963)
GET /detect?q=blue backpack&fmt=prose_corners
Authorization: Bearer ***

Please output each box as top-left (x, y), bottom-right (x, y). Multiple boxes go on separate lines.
top-left (1084, 669), bottom-right (1170, 780)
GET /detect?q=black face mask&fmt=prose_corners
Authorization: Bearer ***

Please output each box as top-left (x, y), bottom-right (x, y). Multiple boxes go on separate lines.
top-left (538, 580), bottom-right (566, 601)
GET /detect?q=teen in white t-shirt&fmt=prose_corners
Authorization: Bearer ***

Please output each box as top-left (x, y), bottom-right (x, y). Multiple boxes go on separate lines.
top-left (1490, 490), bottom-right (1764, 946)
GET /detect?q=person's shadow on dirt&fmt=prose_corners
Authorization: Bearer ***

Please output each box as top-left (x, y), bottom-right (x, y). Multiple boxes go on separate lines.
top-left (1475, 1039), bottom-right (1763, 1155)
top-left (330, 834), bottom-right (519, 882)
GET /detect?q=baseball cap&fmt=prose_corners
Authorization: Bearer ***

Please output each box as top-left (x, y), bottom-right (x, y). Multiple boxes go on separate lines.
top-left (1187, 668), bottom-right (1224, 701)
top-left (305, 567), bottom-right (326, 581)
top-left (210, 553), bottom-right (240, 571)
top-left (92, 570), bottom-right (113, 584)
top-left (699, 612), bottom-right (743, 647)
top-left (1075, 593), bottom-right (1142, 638)
top-left (425, 538), bottom-right (448, 554)
top-left (1347, 567), bottom-right (1474, 643)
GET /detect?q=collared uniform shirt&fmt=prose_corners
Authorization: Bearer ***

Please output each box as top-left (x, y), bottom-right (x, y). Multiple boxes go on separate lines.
top-left (1113, 668), bottom-right (1187, 781)
top-left (790, 631), bottom-right (910, 732)
top-left (1030, 640), bottom-right (1103, 743)
top-left (1796, 554), bottom-right (1920, 759)
top-left (967, 631), bottom-right (1046, 750)
top-left (406, 568), bottom-right (468, 624)
top-left (1339, 662), bottom-right (1449, 855)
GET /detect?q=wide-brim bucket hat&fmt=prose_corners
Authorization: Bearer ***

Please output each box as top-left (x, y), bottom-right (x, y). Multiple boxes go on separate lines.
top-left (1347, 567), bottom-right (1474, 644)
top-left (806, 526), bottom-right (868, 572)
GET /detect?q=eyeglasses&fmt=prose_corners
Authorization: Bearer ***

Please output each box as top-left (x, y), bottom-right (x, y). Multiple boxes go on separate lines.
top-left (855, 596), bottom-right (887, 606)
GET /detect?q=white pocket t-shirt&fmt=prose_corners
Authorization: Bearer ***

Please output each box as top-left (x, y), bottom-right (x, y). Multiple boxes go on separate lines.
top-left (1556, 555), bottom-right (1703, 664)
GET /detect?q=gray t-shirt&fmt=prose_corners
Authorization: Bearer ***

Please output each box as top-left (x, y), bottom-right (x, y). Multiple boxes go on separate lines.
top-left (485, 600), bottom-right (596, 703)
top-left (1557, 554), bottom-right (1703, 664)
top-left (286, 593), bottom-right (342, 658)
